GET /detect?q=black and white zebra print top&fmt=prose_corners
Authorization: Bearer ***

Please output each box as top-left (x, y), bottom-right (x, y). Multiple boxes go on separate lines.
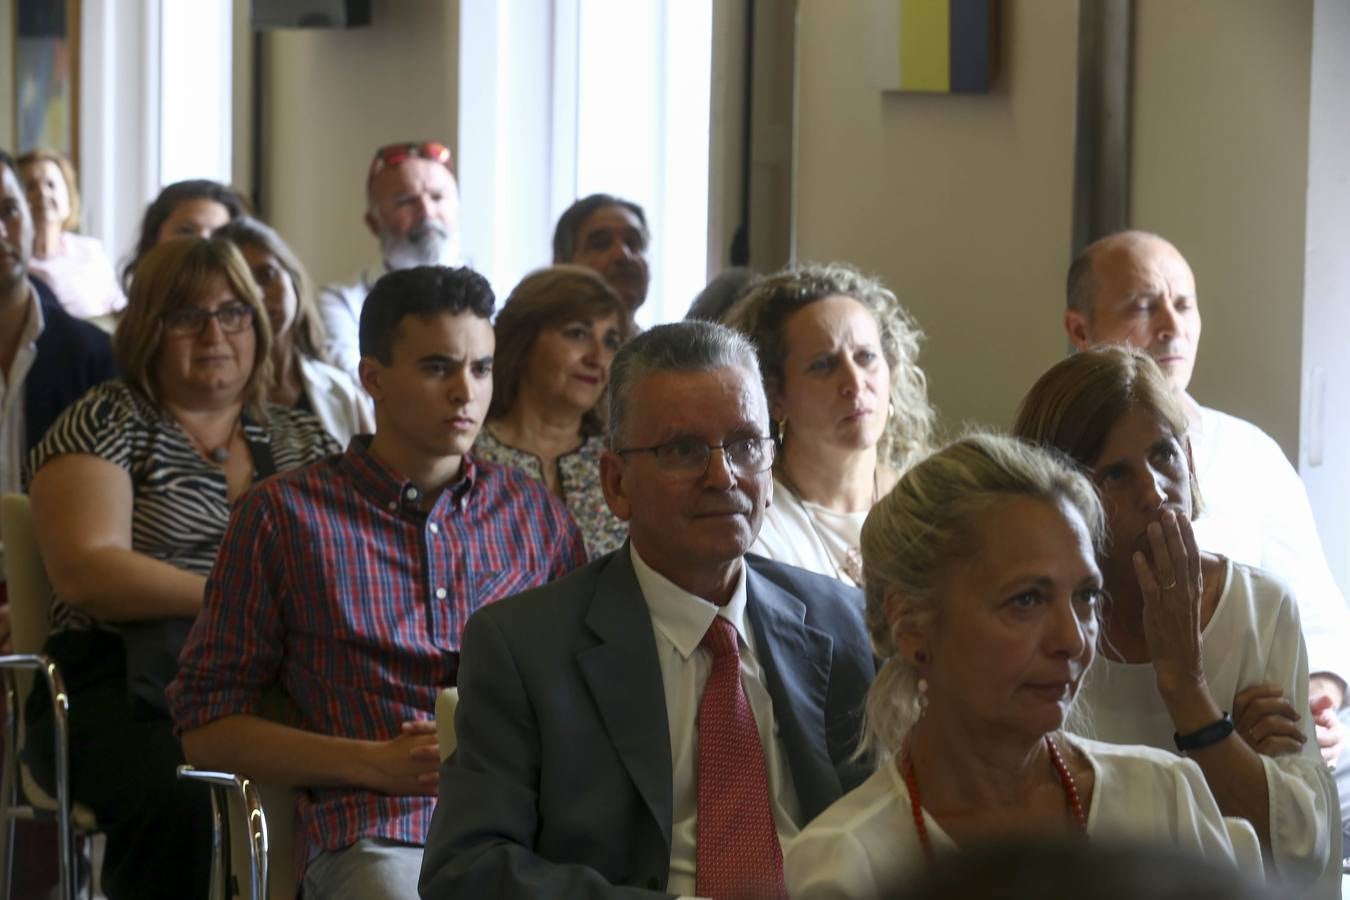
top-left (29, 379), bottom-right (341, 634)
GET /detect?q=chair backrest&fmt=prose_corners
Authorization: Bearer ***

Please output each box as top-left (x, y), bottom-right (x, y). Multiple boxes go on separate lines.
top-left (1, 493), bottom-right (55, 654)
top-left (436, 687), bottom-right (459, 761)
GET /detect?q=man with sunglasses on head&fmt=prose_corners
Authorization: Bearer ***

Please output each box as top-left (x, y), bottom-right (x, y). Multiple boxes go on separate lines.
top-left (169, 266), bottom-right (586, 900)
top-left (420, 320), bottom-right (875, 899)
top-left (319, 140), bottom-right (462, 379)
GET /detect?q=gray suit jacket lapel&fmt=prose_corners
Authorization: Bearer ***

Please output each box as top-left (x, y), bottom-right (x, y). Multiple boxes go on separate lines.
top-left (576, 549), bottom-right (675, 850)
top-left (744, 565), bottom-right (840, 820)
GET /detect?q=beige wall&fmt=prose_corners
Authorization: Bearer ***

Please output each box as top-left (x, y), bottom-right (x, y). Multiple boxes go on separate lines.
top-left (1132, 0), bottom-right (1313, 458)
top-left (258, 0), bottom-right (459, 289)
top-left (794, 0), bottom-right (1080, 435)
top-left (0, 0), bottom-right (14, 152)
top-left (796, 0), bottom-right (1319, 462)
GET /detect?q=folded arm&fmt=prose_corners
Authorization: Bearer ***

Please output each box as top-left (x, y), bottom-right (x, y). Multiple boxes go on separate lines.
top-left (181, 714), bottom-right (439, 794)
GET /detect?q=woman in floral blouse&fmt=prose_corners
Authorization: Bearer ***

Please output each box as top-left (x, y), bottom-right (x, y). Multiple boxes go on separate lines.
top-left (475, 265), bottom-right (636, 558)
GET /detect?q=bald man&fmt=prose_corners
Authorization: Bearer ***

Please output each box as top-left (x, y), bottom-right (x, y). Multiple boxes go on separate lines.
top-left (1064, 230), bottom-right (1350, 766)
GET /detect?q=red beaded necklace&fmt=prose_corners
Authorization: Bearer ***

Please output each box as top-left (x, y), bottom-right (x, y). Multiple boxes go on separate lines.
top-left (901, 733), bottom-right (1087, 858)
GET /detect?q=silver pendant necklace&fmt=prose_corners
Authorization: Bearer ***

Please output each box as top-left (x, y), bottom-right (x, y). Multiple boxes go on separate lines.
top-left (181, 419), bottom-right (239, 466)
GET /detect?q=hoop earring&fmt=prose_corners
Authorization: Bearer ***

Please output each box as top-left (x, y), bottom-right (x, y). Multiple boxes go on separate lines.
top-left (776, 417), bottom-right (788, 442)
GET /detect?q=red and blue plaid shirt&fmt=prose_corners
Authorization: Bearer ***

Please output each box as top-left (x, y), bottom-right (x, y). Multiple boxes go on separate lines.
top-left (167, 438), bottom-right (587, 859)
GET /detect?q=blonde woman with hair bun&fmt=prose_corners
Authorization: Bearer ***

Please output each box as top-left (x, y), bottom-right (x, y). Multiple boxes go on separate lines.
top-left (785, 433), bottom-right (1259, 900)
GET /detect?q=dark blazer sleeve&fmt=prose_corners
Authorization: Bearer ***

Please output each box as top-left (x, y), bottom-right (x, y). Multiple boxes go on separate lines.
top-left (419, 607), bottom-right (673, 900)
top-left (818, 582), bottom-right (877, 793)
top-left (24, 280), bottom-right (117, 454)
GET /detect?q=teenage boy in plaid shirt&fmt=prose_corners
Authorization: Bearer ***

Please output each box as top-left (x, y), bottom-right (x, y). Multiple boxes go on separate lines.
top-left (168, 265), bottom-right (586, 899)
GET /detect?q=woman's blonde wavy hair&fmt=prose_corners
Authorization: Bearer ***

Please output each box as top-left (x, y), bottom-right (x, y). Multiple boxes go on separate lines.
top-left (722, 261), bottom-right (935, 473)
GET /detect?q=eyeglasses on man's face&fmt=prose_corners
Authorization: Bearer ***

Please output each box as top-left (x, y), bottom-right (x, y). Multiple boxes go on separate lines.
top-left (615, 436), bottom-right (776, 478)
top-left (162, 302), bottom-right (256, 337)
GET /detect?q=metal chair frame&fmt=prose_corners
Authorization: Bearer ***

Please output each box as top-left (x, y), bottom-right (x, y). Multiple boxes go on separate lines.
top-left (0, 653), bottom-right (82, 900)
top-left (177, 765), bottom-right (270, 900)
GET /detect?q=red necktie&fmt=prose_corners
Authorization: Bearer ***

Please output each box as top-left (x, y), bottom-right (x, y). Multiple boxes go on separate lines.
top-left (695, 615), bottom-right (788, 900)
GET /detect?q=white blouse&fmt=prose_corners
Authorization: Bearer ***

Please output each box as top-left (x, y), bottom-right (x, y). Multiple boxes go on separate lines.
top-left (751, 477), bottom-right (869, 586)
top-left (785, 736), bottom-right (1260, 900)
top-left (1079, 558), bottom-right (1342, 899)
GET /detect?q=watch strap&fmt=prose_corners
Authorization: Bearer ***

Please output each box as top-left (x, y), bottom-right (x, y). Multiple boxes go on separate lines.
top-left (1173, 712), bottom-right (1235, 752)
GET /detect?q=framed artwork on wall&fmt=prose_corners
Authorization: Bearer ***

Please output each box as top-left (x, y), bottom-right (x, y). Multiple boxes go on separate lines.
top-left (14, 0), bottom-right (80, 166)
top-left (864, 0), bottom-right (999, 94)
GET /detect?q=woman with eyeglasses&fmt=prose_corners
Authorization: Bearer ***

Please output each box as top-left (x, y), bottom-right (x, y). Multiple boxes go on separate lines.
top-left (1012, 346), bottom-right (1341, 898)
top-left (475, 266), bottom-right (636, 558)
top-left (724, 262), bottom-right (935, 587)
top-left (785, 433), bottom-right (1260, 899)
top-left (215, 217), bottom-right (372, 445)
top-left (24, 237), bottom-right (338, 900)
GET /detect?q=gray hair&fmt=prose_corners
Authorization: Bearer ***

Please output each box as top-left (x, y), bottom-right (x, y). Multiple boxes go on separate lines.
top-left (607, 320), bottom-right (762, 447)
top-left (858, 431), bottom-right (1105, 759)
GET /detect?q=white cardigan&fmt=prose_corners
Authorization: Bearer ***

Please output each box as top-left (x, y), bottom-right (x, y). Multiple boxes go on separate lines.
top-left (298, 354), bottom-right (372, 447)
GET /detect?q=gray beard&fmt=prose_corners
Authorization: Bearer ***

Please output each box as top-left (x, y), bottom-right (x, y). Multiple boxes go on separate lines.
top-left (380, 221), bottom-right (461, 270)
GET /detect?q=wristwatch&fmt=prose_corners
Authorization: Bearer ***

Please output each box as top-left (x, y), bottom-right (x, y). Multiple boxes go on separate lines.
top-left (1173, 712), bottom-right (1235, 752)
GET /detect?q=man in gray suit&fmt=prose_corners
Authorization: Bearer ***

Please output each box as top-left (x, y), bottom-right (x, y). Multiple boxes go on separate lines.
top-left (420, 321), bottom-right (875, 899)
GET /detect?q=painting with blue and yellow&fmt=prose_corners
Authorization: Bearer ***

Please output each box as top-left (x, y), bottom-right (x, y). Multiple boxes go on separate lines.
top-left (864, 0), bottom-right (998, 94)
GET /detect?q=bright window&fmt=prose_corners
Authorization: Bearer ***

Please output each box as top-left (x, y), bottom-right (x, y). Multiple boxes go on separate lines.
top-left (459, 0), bottom-right (714, 327)
top-left (159, 0), bottom-right (233, 186)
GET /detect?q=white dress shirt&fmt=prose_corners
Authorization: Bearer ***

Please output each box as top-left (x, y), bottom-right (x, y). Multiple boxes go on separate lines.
top-left (1188, 401), bottom-right (1350, 682)
top-left (0, 285), bottom-right (43, 575)
top-left (317, 269), bottom-right (379, 381)
top-left (629, 545), bottom-right (803, 897)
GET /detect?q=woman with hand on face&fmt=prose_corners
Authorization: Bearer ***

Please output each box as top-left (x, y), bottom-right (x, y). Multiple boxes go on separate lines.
top-left (17, 149), bottom-right (124, 318)
top-left (122, 179), bottom-right (246, 288)
top-left (725, 262), bottom-right (934, 586)
top-left (785, 433), bottom-right (1259, 900)
top-left (1013, 346), bottom-right (1340, 899)
top-left (24, 237), bottom-right (339, 900)
top-left (215, 217), bottom-right (372, 445)
top-left (474, 265), bottom-right (635, 558)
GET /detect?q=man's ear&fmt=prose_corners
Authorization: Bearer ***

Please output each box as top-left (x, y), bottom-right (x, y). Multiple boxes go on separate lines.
top-left (1064, 308), bottom-right (1092, 351)
top-left (364, 210), bottom-right (380, 240)
top-left (599, 450), bottom-right (631, 522)
top-left (358, 357), bottom-right (384, 402)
